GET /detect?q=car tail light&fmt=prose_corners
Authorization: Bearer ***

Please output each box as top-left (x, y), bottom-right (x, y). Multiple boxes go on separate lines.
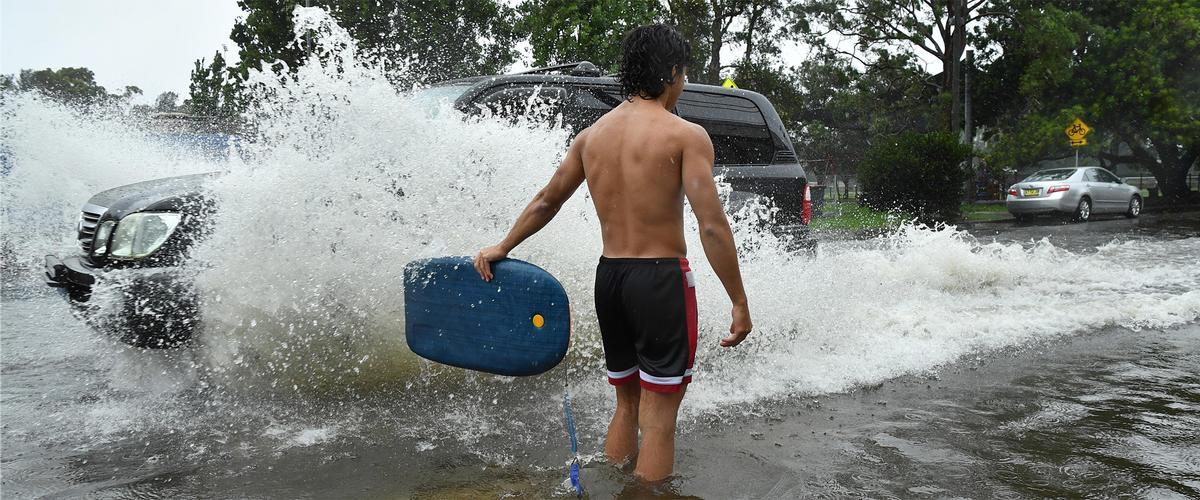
top-left (1008, 188), bottom-right (1018, 197)
top-left (1047, 185), bottom-right (1070, 194)
top-left (801, 183), bottom-right (812, 225)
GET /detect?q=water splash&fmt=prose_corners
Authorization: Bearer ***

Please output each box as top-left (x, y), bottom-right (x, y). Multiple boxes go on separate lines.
top-left (2, 8), bottom-right (1197, 442)
top-left (0, 94), bottom-right (224, 295)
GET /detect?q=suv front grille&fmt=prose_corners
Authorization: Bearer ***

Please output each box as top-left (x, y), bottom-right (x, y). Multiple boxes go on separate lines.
top-left (78, 204), bottom-right (106, 254)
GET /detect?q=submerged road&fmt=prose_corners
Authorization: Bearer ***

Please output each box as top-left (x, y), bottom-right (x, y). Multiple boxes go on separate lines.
top-left (2, 213), bottom-right (1197, 498)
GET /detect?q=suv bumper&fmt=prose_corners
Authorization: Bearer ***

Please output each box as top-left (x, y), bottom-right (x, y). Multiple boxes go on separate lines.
top-left (45, 255), bottom-right (97, 289)
top-left (43, 254), bottom-right (196, 348)
top-left (720, 164), bottom-right (809, 224)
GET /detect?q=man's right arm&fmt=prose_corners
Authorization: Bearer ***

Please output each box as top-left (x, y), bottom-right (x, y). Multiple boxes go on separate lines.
top-left (680, 123), bottom-right (752, 347)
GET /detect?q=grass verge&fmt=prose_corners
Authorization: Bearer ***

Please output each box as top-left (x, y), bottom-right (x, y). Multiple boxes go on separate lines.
top-left (959, 203), bottom-right (1011, 222)
top-left (811, 202), bottom-right (910, 230)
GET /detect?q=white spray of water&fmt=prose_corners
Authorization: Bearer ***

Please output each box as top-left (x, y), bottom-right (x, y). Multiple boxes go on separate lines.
top-left (0, 94), bottom-right (225, 288)
top-left (182, 8), bottom-right (1200, 410)
top-left (2, 9), bottom-right (1198, 426)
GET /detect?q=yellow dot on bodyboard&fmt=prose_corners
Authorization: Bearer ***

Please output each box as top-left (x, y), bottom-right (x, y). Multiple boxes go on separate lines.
top-left (531, 314), bottom-right (545, 328)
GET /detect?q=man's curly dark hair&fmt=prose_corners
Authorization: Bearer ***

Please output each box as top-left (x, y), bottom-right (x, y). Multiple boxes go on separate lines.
top-left (617, 24), bottom-right (692, 100)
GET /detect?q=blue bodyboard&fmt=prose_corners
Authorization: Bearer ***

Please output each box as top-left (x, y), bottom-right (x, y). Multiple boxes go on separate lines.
top-left (403, 257), bottom-right (571, 376)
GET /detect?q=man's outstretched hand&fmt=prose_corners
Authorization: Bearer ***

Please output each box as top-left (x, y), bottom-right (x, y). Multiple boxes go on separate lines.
top-left (473, 245), bottom-right (509, 282)
top-left (720, 303), bottom-right (752, 347)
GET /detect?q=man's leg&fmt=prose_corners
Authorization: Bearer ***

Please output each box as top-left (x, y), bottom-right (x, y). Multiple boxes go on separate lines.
top-left (634, 387), bottom-right (686, 482)
top-left (605, 382), bottom-right (641, 464)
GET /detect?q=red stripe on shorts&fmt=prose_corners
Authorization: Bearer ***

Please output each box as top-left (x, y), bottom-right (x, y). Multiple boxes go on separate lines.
top-left (679, 258), bottom-right (698, 372)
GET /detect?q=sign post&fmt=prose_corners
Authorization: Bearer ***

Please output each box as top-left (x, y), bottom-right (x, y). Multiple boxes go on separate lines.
top-left (1064, 118), bottom-right (1092, 168)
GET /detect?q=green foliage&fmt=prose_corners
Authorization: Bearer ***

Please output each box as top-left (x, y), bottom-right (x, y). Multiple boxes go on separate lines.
top-left (810, 202), bottom-right (908, 230)
top-left (664, 0), bottom-right (713, 81)
top-left (979, 0), bottom-right (1200, 204)
top-left (221, 0), bottom-right (519, 86)
top-left (154, 92), bottom-right (180, 112)
top-left (188, 51), bottom-right (243, 120)
top-left (519, 0), bottom-right (661, 70)
top-left (857, 131), bottom-right (972, 223)
top-left (192, 0), bottom-right (521, 117)
top-left (787, 51), bottom-right (941, 187)
top-left (15, 67), bottom-right (109, 104)
top-left (327, 0), bottom-right (521, 84)
top-left (729, 59), bottom-right (803, 124)
top-left (228, 0), bottom-right (308, 80)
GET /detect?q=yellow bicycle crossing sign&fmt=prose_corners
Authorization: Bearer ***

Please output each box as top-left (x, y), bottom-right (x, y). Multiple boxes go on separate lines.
top-left (1065, 118), bottom-right (1091, 147)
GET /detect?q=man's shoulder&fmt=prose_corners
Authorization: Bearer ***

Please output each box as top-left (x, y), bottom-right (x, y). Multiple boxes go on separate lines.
top-left (666, 114), bottom-right (709, 144)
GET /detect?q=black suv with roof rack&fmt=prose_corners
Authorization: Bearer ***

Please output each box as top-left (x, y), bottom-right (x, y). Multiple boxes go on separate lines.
top-left (44, 61), bottom-right (812, 348)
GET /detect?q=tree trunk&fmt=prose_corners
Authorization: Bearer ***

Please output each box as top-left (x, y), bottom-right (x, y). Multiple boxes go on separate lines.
top-left (744, 1), bottom-right (760, 63)
top-left (1154, 158), bottom-right (1196, 205)
top-left (708, 2), bottom-right (722, 83)
top-left (1144, 138), bottom-right (1198, 206)
top-left (949, 0), bottom-right (964, 133)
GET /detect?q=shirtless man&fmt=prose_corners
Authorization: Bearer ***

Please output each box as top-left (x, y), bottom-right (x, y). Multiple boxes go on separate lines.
top-left (474, 24), bottom-right (752, 482)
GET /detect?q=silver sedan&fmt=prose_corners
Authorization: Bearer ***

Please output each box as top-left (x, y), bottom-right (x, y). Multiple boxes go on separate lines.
top-left (1006, 167), bottom-right (1143, 222)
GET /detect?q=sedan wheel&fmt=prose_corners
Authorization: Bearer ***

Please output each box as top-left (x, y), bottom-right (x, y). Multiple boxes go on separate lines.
top-left (1126, 195), bottom-right (1142, 218)
top-left (1074, 197), bottom-right (1092, 222)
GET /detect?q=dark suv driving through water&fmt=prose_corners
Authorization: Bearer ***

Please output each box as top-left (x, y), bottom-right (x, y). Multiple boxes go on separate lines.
top-left (43, 62), bottom-right (811, 348)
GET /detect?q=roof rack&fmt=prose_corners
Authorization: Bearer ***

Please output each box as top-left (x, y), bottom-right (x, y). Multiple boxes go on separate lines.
top-left (515, 61), bottom-right (604, 77)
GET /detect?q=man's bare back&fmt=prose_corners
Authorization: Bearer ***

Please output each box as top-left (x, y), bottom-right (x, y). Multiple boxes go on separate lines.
top-left (578, 99), bottom-right (699, 258)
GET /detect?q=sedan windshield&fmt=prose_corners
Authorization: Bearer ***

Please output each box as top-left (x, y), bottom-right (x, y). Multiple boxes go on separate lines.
top-left (1024, 169), bottom-right (1077, 182)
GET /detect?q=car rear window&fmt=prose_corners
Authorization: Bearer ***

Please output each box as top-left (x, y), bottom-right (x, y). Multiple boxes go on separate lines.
top-left (675, 93), bottom-right (773, 165)
top-left (569, 86), bottom-right (624, 133)
top-left (565, 87), bottom-right (775, 165)
top-left (1024, 169), bottom-right (1076, 181)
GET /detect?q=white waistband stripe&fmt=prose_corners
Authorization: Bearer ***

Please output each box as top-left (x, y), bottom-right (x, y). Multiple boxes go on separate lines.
top-left (607, 367), bottom-right (638, 379)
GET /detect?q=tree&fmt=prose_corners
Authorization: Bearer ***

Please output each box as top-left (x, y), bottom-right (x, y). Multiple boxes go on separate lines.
top-left (517, 0), bottom-right (788, 85)
top-left (858, 131), bottom-right (972, 222)
top-left (155, 91), bottom-right (180, 112)
top-left (519, 0), bottom-right (661, 70)
top-left (778, 50), bottom-right (940, 194)
top-left (329, 0), bottom-right (521, 84)
top-left (15, 67), bottom-right (109, 104)
top-left (978, 0), bottom-right (1199, 204)
top-left (791, 0), bottom-right (999, 130)
top-left (218, 0), bottom-right (519, 87)
top-left (738, 0), bottom-right (786, 61)
top-left (188, 51), bottom-right (242, 119)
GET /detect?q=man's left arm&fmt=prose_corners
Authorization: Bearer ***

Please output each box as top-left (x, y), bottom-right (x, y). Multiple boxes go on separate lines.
top-left (473, 130), bottom-right (588, 281)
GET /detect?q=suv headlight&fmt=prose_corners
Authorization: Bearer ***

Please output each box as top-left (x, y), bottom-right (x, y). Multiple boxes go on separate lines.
top-left (92, 221), bottom-right (116, 255)
top-left (109, 212), bottom-right (183, 259)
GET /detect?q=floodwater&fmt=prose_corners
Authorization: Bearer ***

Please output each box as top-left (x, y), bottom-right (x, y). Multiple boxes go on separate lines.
top-left (3, 9), bottom-right (1199, 498)
top-left (3, 216), bottom-right (1198, 499)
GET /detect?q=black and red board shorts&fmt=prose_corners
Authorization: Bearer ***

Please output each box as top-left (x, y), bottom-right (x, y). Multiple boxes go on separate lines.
top-left (594, 256), bottom-right (697, 393)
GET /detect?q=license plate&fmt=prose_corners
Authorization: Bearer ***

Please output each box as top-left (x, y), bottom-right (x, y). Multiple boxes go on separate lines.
top-left (1023, 189), bottom-right (1040, 197)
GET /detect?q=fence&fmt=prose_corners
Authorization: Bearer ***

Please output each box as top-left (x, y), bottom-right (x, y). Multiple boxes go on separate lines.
top-left (1123, 171), bottom-right (1199, 197)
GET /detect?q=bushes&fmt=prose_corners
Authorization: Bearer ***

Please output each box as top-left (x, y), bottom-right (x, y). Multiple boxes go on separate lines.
top-left (857, 131), bottom-right (973, 223)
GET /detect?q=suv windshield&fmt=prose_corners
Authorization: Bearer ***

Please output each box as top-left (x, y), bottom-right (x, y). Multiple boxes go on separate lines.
top-left (1024, 169), bottom-right (1077, 182)
top-left (412, 84), bottom-right (471, 110)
